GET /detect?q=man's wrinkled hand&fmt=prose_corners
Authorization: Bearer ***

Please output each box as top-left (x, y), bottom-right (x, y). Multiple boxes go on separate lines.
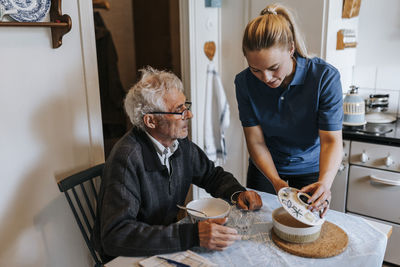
top-left (198, 218), bottom-right (241, 250)
top-left (236, 191), bottom-right (263, 210)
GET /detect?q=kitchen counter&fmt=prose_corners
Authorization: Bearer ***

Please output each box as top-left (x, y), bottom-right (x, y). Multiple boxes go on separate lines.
top-left (343, 119), bottom-right (400, 146)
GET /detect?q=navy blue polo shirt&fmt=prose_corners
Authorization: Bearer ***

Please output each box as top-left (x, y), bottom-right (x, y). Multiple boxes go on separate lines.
top-left (235, 55), bottom-right (343, 174)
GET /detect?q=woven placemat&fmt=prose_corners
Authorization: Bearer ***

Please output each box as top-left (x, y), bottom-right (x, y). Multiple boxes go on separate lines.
top-left (271, 221), bottom-right (348, 258)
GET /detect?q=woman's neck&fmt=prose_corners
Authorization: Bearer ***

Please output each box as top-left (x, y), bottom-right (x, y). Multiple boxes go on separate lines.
top-left (281, 56), bottom-right (297, 88)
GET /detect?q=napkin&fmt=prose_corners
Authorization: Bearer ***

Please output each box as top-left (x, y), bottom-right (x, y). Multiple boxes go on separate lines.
top-left (138, 250), bottom-right (216, 267)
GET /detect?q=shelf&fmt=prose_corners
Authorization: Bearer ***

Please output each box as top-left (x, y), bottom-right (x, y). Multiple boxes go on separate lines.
top-left (0, 22), bottom-right (68, 27)
top-left (0, 0), bottom-right (72, 48)
top-left (336, 29), bottom-right (357, 50)
top-left (342, 0), bottom-right (362, 19)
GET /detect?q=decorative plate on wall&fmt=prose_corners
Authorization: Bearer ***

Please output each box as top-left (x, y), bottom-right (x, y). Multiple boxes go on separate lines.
top-left (0, 0), bottom-right (51, 22)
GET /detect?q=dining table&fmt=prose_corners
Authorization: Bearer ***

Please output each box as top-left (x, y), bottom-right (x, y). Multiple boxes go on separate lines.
top-left (105, 191), bottom-right (391, 267)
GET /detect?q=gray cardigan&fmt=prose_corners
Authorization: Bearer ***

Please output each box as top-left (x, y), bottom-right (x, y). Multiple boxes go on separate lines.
top-left (92, 128), bottom-right (245, 259)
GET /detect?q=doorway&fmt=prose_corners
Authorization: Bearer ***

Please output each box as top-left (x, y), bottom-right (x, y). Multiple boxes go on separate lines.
top-left (93, 0), bottom-right (182, 158)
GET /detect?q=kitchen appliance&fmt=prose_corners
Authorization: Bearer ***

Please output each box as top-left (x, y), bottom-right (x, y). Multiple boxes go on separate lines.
top-left (330, 133), bottom-right (400, 265)
top-left (343, 122), bottom-right (395, 137)
top-left (365, 94), bottom-right (397, 123)
top-left (343, 85), bottom-right (366, 126)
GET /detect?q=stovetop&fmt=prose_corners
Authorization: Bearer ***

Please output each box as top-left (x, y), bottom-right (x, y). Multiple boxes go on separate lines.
top-left (343, 119), bottom-right (400, 146)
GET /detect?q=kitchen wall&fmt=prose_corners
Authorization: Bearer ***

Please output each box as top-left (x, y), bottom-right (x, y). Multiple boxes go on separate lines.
top-left (353, 0), bottom-right (400, 116)
top-left (0, 1), bottom-right (103, 266)
top-left (220, 1), bottom-right (249, 182)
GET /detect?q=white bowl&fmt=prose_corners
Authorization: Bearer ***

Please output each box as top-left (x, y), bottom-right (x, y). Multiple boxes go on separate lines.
top-left (186, 198), bottom-right (231, 222)
top-left (272, 207), bottom-right (322, 243)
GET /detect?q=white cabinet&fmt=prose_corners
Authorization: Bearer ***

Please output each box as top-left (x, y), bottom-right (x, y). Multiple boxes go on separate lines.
top-left (331, 140), bottom-right (400, 265)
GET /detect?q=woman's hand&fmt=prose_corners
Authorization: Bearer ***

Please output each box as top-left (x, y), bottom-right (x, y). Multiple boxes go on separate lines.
top-left (273, 179), bottom-right (289, 194)
top-left (300, 182), bottom-right (331, 218)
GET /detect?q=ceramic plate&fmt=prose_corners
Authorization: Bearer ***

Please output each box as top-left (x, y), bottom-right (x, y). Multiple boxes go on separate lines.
top-left (278, 187), bottom-right (325, 226)
top-left (0, 0), bottom-right (51, 22)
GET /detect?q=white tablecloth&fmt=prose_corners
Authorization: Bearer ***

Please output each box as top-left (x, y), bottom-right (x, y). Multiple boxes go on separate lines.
top-left (190, 192), bottom-right (387, 267)
top-left (106, 191), bottom-right (388, 267)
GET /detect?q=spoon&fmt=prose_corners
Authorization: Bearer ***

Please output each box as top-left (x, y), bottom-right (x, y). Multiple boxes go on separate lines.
top-left (176, 204), bottom-right (208, 217)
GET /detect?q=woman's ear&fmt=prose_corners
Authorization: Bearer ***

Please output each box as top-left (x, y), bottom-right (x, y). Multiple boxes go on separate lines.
top-left (143, 114), bottom-right (157, 129)
top-left (289, 41), bottom-right (295, 56)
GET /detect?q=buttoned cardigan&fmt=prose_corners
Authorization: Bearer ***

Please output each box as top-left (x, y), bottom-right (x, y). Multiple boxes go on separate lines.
top-left (92, 128), bottom-right (245, 259)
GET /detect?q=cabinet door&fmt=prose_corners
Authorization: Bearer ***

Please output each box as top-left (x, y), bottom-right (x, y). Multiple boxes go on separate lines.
top-left (330, 163), bottom-right (348, 212)
top-left (330, 140), bottom-right (350, 212)
top-left (347, 165), bottom-right (400, 224)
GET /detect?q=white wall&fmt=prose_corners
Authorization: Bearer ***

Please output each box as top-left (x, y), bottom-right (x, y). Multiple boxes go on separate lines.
top-left (220, 1), bottom-right (249, 182)
top-left (353, 0), bottom-right (400, 116)
top-left (356, 0), bottom-right (400, 66)
top-left (0, 1), bottom-right (104, 266)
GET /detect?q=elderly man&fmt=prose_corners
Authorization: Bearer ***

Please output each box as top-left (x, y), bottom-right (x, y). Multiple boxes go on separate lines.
top-left (92, 67), bottom-right (262, 260)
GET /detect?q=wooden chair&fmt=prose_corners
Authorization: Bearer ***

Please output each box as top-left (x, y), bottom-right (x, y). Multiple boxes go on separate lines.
top-left (58, 163), bottom-right (104, 267)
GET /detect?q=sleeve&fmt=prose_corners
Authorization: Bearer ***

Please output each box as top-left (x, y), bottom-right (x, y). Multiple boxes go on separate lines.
top-left (318, 67), bottom-right (344, 131)
top-left (99, 155), bottom-right (199, 257)
top-left (189, 141), bottom-right (246, 199)
top-left (234, 71), bottom-right (259, 127)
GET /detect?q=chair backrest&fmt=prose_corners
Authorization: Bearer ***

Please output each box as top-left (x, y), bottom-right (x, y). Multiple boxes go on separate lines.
top-left (58, 163), bottom-right (104, 267)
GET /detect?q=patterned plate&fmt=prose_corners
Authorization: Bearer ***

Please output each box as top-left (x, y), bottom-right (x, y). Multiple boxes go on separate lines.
top-left (0, 0), bottom-right (51, 22)
top-left (277, 187), bottom-right (325, 226)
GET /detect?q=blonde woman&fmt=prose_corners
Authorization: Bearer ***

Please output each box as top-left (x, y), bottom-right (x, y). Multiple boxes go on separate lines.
top-left (235, 3), bottom-right (343, 217)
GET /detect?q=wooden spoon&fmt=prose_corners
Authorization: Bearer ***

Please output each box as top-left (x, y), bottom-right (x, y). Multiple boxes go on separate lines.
top-left (204, 41), bottom-right (216, 61)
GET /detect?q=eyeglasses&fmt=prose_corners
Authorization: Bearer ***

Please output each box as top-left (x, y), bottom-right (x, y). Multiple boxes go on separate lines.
top-left (147, 102), bottom-right (192, 120)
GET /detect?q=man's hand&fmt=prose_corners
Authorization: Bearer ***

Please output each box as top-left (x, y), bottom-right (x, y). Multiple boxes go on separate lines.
top-left (236, 191), bottom-right (263, 210)
top-left (300, 181), bottom-right (331, 218)
top-left (198, 218), bottom-right (241, 250)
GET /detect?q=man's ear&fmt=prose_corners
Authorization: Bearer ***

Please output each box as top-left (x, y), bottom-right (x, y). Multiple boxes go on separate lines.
top-left (143, 114), bottom-right (157, 129)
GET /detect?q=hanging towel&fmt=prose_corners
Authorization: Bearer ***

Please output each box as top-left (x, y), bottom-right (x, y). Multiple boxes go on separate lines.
top-left (204, 62), bottom-right (230, 165)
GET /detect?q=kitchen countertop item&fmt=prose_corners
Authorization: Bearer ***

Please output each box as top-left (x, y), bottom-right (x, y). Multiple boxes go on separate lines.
top-left (277, 187), bottom-right (325, 226)
top-left (343, 86), bottom-right (366, 126)
top-left (366, 94), bottom-right (389, 113)
top-left (185, 198), bottom-right (230, 222)
top-left (365, 112), bottom-right (397, 124)
top-left (271, 220), bottom-right (348, 258)
top-left (342, 120), bottom-right (400, 146)
top-left (272, 207), bottom-right (322, 243)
